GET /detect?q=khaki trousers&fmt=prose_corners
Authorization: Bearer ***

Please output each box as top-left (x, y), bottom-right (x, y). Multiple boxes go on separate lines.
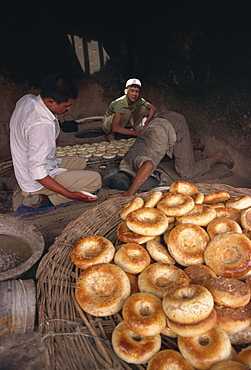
top-left (22, 156), bottom-right (102, 205)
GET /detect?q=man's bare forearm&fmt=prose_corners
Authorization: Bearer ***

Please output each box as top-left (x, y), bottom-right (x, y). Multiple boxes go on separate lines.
top-left (37, 175), bottom-right (72, 197)
top-left (37, 175), bottom-right (98, 202)
top-left (126, 160), bottom-right (154, 196)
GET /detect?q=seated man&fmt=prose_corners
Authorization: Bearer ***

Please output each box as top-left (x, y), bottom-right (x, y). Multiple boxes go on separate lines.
top-left (10, 73), bottom-right (102, 207)
top-left (103, 110), bottom-right (234, 197)
top-left (102, 78), bottom-right (156, 142)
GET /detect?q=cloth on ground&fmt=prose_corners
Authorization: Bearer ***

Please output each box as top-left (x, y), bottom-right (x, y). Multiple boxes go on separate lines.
top-left (13, 200), bottom-right (78, 218)
top-left (12, 187), bottom-right (121, 218)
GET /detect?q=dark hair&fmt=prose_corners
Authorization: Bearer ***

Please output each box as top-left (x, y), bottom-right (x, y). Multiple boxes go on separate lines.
top-left (127, 84), bottom-right (141, 89)
top-left (40, 73), bottom-right (78, 103)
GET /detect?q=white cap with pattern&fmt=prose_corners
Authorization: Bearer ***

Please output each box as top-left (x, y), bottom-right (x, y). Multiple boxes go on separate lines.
top-left (125, 78), bottom-right (141, 88)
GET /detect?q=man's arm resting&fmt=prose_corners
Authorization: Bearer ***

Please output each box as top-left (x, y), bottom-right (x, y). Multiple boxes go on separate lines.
top-left (121, 160), bottom-right (154, 197)
top-left (37, 176), bottom-right (97, 201)
top-left (144, 102), bottom-right (156, 126)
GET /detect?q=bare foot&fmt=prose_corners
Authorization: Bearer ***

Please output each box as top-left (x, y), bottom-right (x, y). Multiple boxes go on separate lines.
top-left (214, 149), bottom-right (235, 169)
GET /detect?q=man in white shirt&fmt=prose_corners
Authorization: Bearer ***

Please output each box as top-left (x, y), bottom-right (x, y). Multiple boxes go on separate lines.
top-left (10, 73), bottom-right (102, 207)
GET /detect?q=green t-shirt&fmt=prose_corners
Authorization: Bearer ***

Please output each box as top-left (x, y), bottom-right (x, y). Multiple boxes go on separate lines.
top-left (105, 95), bottom-right (147, 116)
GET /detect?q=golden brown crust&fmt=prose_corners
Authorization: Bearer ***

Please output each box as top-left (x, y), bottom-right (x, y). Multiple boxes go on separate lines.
top-left (192, 192), bottom-right (205, 204)
top-left (243, 229), bottom-right (251, 240)
top-left (169, 181), bottom-right (198, 196)
top-left (147, 349), bottom-right (195, 370)
top-left (245, 275), bottom-right (251, 291)
top-left (167, 223), bottom-right (210, 266)
top-left (207, 217), bottom-right (242, 239)
top-left (207, 203), bottom-right (226, 208)
top-left (138, 262), bottom-right (189, 299)
top-left (163, 224), bottom-right (176, 245)
top-left (146, 239), bottom-right (176, 264)
top-left (228, 327), bottom-right (251, 345)
top-left (214, 206), bottom-right (241, 223)
top-left (117, 221), bottom-right (155, 244)
top-left (112, 321), bottom-right (161, 364)
top-left (114, 243), bottom-right (151, 274)
top-left (161, 190), bottom-right (172, 198)
top-left (178, 326), bottom-right (233, 370)
top-left (204, 276), bottom-right (251, 307)
top-left (160, 325), bottom-right (178, 338)
top-left (203, 191), bottom-right (231, 203)
top-left (122, 292), bottom-right (166, 336)
top-left (167, 308), bottom-right (217, 337)
top-left (125, 273), bottom-right (139, 294)
top-left (162, 285), bottom-right (214, 324)
top-left (241, 207), bottom-right (251, 230)
top-left (235, 345), bottom-right (251, 367)
top-left (215, 304), bottom-right (251, 334)
top-left (184, 264), bottom-right (217, 286)
top-left (176, 204), bottom-right (217, 227)
top-left (75, 263), bottom-right (131, 316)
top-left (119, 196), bottom-right (144, 220)
top-left (210, 361), bottom-right (246, 370)
top-left (71, 235), bottom-right (115, 270)
top-left (157, 193), bottom-right (195, 217)
top-left (226, 196), bottom-right (251, 210)
top-left (204, 232), bottom-right (251, 278)
top-left (144, 190), bottom-right (163, 208)
top-left (126, 208), bottom-right (169, 236)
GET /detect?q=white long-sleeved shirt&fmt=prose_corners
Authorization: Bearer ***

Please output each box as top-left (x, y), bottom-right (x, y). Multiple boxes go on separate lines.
top-left (10, 94), bottom-right (67, 192)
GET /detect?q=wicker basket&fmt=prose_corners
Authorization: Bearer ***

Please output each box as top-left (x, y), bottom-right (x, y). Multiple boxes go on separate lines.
top-left (36, 183), bottom-right (251, 370)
